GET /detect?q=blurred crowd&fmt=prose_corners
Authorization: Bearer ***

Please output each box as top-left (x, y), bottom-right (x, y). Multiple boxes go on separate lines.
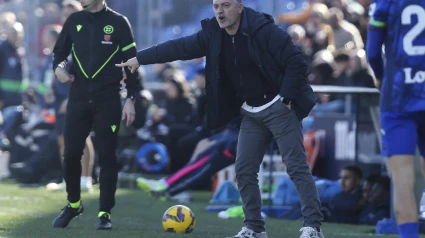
top-left (273, 165), bottom-right (390, 226)
top-left (279, 0), bottom-right (375, 113)
top-left (0, 0), bottom-right (384, 226)
top-left (0, 0), bottom-right (376, 114)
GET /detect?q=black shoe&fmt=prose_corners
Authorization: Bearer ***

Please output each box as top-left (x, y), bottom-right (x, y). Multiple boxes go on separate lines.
top-left (52, 203), bottom-right (84, 228)
top-left (96, 213), bottom-right (112, 230)
top-left (151, 189), bottom-right (168, 201)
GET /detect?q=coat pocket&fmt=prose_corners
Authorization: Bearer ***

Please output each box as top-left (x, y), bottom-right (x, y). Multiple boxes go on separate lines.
top-left (294, 83), bottom-right (317, 119)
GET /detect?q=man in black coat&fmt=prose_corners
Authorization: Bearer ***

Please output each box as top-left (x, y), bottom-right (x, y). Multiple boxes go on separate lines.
top-left (117, 1), bottom-right (324, 237)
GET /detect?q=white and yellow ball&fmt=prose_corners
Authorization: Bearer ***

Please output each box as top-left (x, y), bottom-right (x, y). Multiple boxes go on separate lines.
top-left (162, 205), bottom-right (196, 233)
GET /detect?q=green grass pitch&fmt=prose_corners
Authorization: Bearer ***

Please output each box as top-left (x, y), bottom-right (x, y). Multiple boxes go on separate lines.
top-left (0, 182), bottom-right (415, 238)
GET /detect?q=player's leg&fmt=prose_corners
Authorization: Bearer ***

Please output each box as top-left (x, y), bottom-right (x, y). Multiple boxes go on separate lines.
top-left (175, 130), bottom-right (207, 164)
top-left (388, 156), bottom-right (417, 223)
top-left (265, 101), bottom-right (324, 238)
top-left (45, 133), bottom-right (67, 191)
top-left (52, 101), bottom-right (93, 228)
top-left (47, 137), bottom-right (95, 192)
top-left (166, 133), bottom-right (238, 197)
top-left (92, 99), bottom-right (121, 229)
top-left (160, 149), bottom-right (215, 199)
top-left (187, 131), bottom-right (225, 163)
top-left (47, 100), bottom-right (94, 192)
top-left (381, 112), bottom-right (419, 238)
top-left (418, 111), bottom-right (425, 179)
top-left (165, 137), bottom-right (226, 188)
top-left (63, 101), bottom-right (93, 204)
top-left (417, 111), bottom-right (425, 220)
top-left (136, 133), bottom-right (226, 197)
top-left (58, 134), bottom-right (65, 163)
top-left (230, 113), bottom-right (272, 238)
top-left (45, 111), bottom-right (67, 191)
top-left (136, 141), bottom-right (218, 197)
top-left (80, 136), bottom-right (94, 192)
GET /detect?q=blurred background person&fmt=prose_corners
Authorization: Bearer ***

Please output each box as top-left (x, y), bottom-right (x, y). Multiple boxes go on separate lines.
top-left (0, 21), bottom-right (26, 110)
top-left (43, 0), bottom-right (95, 193)
top-left (328, 7), bottom-right (364, 50)
top-left (0, 11), bottom-right (16, 40)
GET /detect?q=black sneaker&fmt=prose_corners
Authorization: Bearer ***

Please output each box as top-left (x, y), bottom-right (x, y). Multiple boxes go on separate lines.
top-left (151, 189), bottom-right (168, 201)
top-left (52, 203), bottom-right (84, 228)
top-left (96, 213), bottom-right (112, 230)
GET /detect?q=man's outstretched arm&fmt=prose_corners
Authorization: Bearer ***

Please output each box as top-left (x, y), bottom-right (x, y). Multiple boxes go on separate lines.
top-left (137, 31), bottom-right (208, 64)
top-left (116, 30), bottom-right (208, 71)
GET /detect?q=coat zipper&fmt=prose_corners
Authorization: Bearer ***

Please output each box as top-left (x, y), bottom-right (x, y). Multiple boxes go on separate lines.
top-left (88, 14), bottom-right (94, 103)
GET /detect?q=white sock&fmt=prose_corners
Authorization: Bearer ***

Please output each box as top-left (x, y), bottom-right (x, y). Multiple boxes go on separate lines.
top-left (86, 177), bottom-right (92, 186)
top-left (80, 176), bottom-right (88, 186)
top-left (159, 178), bottom-right (169, 189)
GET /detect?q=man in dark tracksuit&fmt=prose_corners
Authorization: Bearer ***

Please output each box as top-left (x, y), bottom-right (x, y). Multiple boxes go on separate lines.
top-left (51, 0), bottom-right (141, 230)
top-left (118, 1), bottom-right (324, 237)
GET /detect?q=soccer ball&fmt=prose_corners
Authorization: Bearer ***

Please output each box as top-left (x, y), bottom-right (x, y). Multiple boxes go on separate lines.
top-left (162, 205), bottom-right (196, 233)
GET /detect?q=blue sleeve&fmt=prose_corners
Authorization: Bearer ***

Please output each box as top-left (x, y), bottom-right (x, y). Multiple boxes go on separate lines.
top-left (366, 0), bottom-right (390, 80)
top-left (366, 28), bottom-right (385, 80)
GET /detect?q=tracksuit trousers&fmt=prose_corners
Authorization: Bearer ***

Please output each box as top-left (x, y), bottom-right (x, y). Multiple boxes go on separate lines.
top-left (235, 100), bottom-right (324, 232)
top-left (166, 130), bottom-right (239, 196)
top-left (63, 99), bottom-right (121, 213)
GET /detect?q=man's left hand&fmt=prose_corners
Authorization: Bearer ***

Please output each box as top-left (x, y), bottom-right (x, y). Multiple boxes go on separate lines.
top-left (285, 103), bottom-right (292, 110)
top-left (116, 57), bottom-right (140, 73)
top-left (122, 98), bottom-right (136, 127)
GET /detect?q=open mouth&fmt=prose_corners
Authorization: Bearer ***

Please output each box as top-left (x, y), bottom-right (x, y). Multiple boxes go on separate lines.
top-left (218, 16), bottom-right (226, 22)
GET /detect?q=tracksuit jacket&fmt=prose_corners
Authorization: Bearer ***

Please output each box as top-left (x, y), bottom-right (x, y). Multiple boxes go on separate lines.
top-left (52, 5), bottom-right (141, 103)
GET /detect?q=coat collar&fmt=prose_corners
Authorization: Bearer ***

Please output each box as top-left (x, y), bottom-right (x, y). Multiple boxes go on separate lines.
top-left (202, 7), bottom-right (274, 36)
